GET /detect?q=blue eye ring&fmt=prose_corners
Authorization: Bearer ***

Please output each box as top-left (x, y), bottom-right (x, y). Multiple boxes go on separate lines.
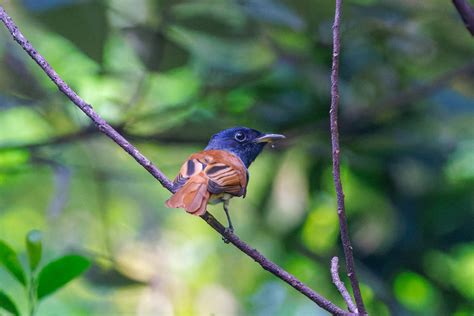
top-left (234, 131), bottom-right (246, 142)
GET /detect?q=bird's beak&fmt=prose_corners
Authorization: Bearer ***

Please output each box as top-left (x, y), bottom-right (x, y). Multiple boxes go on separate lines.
top-left (254, 133), bottom-right (286, 143)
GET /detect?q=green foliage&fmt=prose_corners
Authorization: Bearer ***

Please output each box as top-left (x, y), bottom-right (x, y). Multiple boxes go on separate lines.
top-left (37, 255), bottom-right (91, 300)
top-left (393, 271), bottom-right (437, 312)
top-left (0, 290), bottom-right (19, 316)
top-left (31, 1), bottom-right (109, 64)
top-left (0, 150), bottom-right (29, 168)
top-left (450, 244), bottom-right (474, 300)
top-left (0, 0), bottom-right (473, 314)
top-left (0, 241), bottom-right (26, 286)
top-left (301, 198), bottom-right (339, 254)
top-left (0, 108), bottom-right (51, 144)
top-left (168, 26), bottom-right (276, 73)
top-left (0, 231), bottom-right (90, 315)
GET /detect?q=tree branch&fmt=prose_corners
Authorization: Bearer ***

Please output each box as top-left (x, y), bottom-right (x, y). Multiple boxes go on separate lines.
top-left (453, 0), bottom-right (474, 36)
top-left (331, 257), bottom-right (358, 313)
top-left (329, 0), bottom-right (367, 315)
top-left (0, 6), bottom-right (350, 315)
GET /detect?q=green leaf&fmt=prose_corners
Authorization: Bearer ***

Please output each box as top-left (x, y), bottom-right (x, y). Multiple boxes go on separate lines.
top-left (394, 271), bottom-right (435, 311)
top-left (32, 1), bottom-right (108, 64)
top-left (124, 27), bottom-right (189, 72)
top-left (168, 26), bottom-right (275, 73)
top-left (0, 107), bottom-right (51, 144)
top-left (25, 230), bottom-right (43, 272)
top-left (0, 291), bottom-right (19, 316)
top-left (0, 149), bottom-right (30, 168)
top-left (0, 241), bottom-right (26, 286)
top-left (37, 255), bottom-right (91, 300)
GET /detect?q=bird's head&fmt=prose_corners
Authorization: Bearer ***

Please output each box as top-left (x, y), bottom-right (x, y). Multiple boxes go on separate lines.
top-left (205, 127), bottom-right (285, 168)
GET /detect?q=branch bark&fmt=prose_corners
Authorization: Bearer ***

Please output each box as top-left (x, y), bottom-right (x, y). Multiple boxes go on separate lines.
top-left (329, 0), bottom-right (367, 315)
top-left (331, 257), bottom-right (358, 313)
top-left (453, 0), bottom-right (474, 36)
top-left (0, 6), bottom-right (350, 316)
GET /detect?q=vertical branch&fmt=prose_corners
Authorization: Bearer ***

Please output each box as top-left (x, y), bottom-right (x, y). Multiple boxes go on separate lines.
top-left (0, 6), bottom-right (350, 315)
top-left (329, 0), bottom-right (367, 315)
top-left (452, 0), bottom-right (474, 36)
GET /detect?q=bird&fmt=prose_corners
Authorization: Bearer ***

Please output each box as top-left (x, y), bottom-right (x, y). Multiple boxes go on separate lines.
top-left (165, 127), bottom-right (285, 234)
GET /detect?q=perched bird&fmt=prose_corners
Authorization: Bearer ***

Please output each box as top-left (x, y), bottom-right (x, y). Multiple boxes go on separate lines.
top-left (166, 127), bottom-right (285, 232)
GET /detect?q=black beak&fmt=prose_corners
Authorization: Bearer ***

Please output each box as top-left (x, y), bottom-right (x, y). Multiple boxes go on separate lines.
top-left (254, 133), bottom-right (286, 143)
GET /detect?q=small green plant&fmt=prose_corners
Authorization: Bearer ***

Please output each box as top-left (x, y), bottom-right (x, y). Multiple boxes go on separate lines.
top-left (0, 230), bottom-right (91, 316)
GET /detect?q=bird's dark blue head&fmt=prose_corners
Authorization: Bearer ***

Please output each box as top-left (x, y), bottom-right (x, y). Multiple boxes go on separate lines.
top-left (205, 127), bottom-right (285, 168)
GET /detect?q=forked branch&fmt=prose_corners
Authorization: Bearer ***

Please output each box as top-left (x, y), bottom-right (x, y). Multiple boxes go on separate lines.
top-left (331, 257), bottom-right (358, 313)
top-left (329, 0), bottom-right (367, 314)
top-left (0, 5), bottom-right (352, 316)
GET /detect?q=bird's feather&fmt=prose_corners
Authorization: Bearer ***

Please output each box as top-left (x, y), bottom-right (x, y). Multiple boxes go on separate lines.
top-left (166, 150), bottom-right (248, 215)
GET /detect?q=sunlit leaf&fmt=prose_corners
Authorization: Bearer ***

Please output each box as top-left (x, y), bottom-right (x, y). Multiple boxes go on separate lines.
top-left (301, 196), bottom-right (339, 254)
top-left (394, 271), bottom-right (435, 311)
top-left (451, 244), bottom-right (474, 299)
top-left (37, 255), bottom-right (91, 300)
top-left (136, 67), bottom-right (201, 116)
top-left (25, 230), bottom-right (42, 272)
top-left (0, 241), bottom-right (26, 286)
top-left (0, 149), bottom-right (30, 168)
top-left (0, 291), bottom-right (19, 316)
top-left (0, 108), bottom-right (51, 144)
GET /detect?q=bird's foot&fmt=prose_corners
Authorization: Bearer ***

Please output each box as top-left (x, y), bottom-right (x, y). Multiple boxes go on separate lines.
top-left (222, 226), bottom-right (234, 244)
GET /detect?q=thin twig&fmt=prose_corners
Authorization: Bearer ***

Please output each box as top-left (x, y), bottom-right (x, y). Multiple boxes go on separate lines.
top-left (0, 6), bottom-right (350, 316)
top-left (329, 0), bottom-right (367, 315)
top-left (331, 257), bottom-right (358, 313)
top-left (452, 0), bottom-right (474, 36)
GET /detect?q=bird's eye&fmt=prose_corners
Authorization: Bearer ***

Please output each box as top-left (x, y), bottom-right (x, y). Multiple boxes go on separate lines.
top-left (234, 131), bottom-right (246, 142)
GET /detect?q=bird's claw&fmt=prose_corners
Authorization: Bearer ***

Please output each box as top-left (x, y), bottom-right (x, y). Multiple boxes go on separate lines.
top-left (222, 226), bottom-right (234, 244)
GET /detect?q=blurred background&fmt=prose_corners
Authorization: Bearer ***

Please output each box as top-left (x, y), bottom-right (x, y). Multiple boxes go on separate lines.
top-left (0, 0), bottom-right (473, 315)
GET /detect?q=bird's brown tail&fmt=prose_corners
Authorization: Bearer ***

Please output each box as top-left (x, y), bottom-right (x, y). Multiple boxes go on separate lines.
top-left (165, 174), bottom-right (210, 216)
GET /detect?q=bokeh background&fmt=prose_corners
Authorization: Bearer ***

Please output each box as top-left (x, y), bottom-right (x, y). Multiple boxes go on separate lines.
top-left (0, 0), bottom-right (473, 315)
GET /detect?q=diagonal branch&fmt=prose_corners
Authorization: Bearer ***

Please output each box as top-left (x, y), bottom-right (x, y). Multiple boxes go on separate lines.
top-left (329, 0), bottom-right (367, 315)
top-left (0, 6), bottom-right (350, 316)
top-left (331, 257), bottom-right (358, 313)
top-left (452, 0), bottom-right (474, 36)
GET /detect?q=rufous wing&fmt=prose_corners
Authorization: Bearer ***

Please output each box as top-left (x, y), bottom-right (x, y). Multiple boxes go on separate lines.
top-left (166, 150), bottom-right (248, 216)
top-left (165, 172), bottom-right (210, 216)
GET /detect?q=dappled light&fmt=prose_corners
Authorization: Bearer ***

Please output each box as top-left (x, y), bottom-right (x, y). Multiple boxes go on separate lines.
top-left (0, 0), bottom-right (473, 315)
